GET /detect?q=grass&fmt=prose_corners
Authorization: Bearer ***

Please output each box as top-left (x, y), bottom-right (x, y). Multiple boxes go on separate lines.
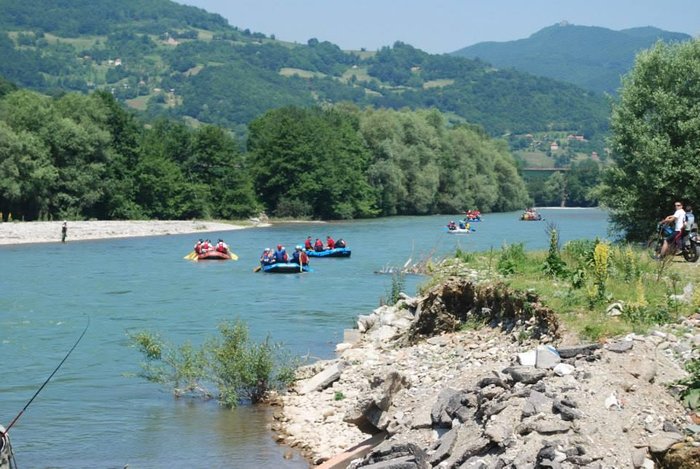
top-left (279, 68), bottom-right (326, 79)
top-left (423, 79), bottom-right (455, 89)
top-left (424, 240), bottom-right (700, 342)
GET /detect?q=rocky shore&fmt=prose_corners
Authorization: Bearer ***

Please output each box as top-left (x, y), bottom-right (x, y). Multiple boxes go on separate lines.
top-left (273, 277), bottom-right (700, 468)
top-left (0, 219), bottom-right (265, 245)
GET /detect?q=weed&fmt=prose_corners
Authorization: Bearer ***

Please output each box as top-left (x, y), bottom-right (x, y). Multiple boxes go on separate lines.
top-left (334, 391), bottom-right (346, 401)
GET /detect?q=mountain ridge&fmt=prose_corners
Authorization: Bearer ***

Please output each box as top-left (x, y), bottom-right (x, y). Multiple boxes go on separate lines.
top-left (452, 22), bottom-right (691, 94)
top-left (0, 0), bottom-right (608, 137)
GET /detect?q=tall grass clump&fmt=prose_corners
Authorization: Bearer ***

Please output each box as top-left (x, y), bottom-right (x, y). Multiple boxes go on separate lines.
top-left (542, 223), bottom-right (567, 278)
top-left (497, 242), bottom-right (527, 276)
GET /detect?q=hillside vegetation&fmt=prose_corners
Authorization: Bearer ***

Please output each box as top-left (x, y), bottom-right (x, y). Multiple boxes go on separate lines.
top-left (0, 0), bottom-right (609, 138)
top-left (452, 22), bottom-right (691, 95)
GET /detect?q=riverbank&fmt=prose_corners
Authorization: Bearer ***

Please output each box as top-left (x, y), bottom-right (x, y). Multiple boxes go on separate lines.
top-left (274, 276), bottom-right (700, 468)
top-left (0, 220), bottom-right (269, 246)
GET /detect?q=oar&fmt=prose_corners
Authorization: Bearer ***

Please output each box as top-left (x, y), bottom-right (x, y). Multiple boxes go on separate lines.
top-left (183, 251), bottom-right (198, 260)
top-left (228, 251), bottom-right (239, 261)
top-left (253, 265), bottom-right (262, 273)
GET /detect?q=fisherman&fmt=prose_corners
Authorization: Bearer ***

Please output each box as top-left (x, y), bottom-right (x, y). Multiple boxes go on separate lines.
top-left (1, 424), bottom-right (14, 469)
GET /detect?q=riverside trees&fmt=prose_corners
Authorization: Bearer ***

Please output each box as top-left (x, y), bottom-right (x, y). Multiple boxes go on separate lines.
top-left (0, 86), bottom-right (529, 221)
top-left (601, 39), bottom-right (700, 239)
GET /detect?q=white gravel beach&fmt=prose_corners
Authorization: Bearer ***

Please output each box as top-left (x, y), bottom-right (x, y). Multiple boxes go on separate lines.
top-left (0, 220), bottom-right (262, 246)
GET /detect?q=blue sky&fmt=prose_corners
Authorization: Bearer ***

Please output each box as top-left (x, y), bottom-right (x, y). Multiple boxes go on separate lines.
top-left (177, 0), bottom-right (699, 53)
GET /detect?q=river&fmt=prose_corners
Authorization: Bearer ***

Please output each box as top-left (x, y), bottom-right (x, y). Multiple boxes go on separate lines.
top-left (0, 209), bottom-right (609, 468)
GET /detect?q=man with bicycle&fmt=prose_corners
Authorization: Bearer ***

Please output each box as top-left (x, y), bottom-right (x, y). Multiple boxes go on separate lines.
top-left (660, 201), bottom-right (686, 257)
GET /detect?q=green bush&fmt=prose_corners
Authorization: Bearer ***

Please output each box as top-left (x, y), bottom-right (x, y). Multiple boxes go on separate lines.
top-left (497, 242), bottom-right (526, 276)
top-left (130, 319), bottom-right (297, 407)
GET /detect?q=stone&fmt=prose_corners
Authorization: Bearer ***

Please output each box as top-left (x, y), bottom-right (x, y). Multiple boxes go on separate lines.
top-left (556, 344), bottom-right (601, 359)
top-left (298, 361), bottom-right (346, 395)
top-left (522, 390), bottom-right (553, 418)
top-left (553, 363), bottom-right (575, 376)
top-left (648, 431), bottom-right (684, 454)
top-left (504, 366), bottom-right (547, 384)
top-left (536, 345), bottom-right (561, 369)
top-left (518, 350), bottom-right (537, 366)
top-left (607, 340), bottom-right (634, 353)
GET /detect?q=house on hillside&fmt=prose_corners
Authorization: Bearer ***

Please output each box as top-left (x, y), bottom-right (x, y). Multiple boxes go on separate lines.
top-left (550, 142), bottom-right (559, 151)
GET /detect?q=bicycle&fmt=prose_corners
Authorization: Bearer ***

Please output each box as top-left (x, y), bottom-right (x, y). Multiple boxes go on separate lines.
top-left (648, 222), bottom-right (699, 262)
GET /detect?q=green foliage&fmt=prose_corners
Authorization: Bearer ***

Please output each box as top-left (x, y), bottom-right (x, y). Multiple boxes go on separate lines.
top-left (676, 359), bottom-right (700, 410)
top-left (333, 391), bottom-right (345, 401)
top-left (130, 319), bottom-right (297, 407)
top-left (452, 23), bottom-right (691, 95)
top-left (542, 225), bottom-right (568, 278)
top-left (497, 242), bottom-right (527, 276)
top-left (455, 248), bottom-right (475, 263)
top-left (388, 271), bottom-right (406, 305)
top-left (0, 3), bottom-right (609, 138)
top-left (0, 89), bottom-right (259, 220)
top-left (601, 39), bottom-right (700, 240)
top-left (248, 106), bottom-right (377, 220)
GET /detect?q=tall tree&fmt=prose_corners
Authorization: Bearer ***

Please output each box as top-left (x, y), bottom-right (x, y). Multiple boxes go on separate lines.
top-left (248, 106), bottom-right (376, 219)
top-left (600, 39), bottom-right (700, 239)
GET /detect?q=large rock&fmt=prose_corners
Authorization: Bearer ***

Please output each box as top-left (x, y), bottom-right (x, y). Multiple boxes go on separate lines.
top-left (298, 360), bottom-right (346, 395)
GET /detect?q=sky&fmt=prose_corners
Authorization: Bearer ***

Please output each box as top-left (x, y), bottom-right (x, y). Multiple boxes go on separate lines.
top-left (177, 0), bottom-right (699, 54)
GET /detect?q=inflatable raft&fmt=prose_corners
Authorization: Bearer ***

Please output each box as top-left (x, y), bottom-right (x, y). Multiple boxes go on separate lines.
top-left (261, 262), bottom-right (312, 273)
top-left (305, 247), bottom-right (351, 258)
top-left (197, 250), bottom-right (236, 260)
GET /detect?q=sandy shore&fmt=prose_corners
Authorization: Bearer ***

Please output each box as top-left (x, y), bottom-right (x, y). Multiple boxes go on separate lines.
top-left (0, 220), bottom-right (266, 246)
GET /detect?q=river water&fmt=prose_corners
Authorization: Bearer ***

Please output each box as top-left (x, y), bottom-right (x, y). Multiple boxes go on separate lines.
top-left (0, 209), bottom-right (609, 468)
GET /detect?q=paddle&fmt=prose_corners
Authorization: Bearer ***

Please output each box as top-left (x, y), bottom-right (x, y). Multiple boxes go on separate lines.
top-left (183, 251), bottom-right (198, 260)
top-left (228, 250), bottom-right (239, 261)
top-left (253, 265), bottom-right (262, 273)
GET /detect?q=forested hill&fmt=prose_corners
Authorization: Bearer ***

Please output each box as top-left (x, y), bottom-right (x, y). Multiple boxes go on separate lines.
top-left (452, 22), bottom-right (691, 95)
top-left (0, 0), bottom-right (608, 137)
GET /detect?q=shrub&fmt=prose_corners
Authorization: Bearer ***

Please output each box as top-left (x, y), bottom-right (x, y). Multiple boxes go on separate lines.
top-left (497, 242), bottom-right (526, 276)
top-left (542, 224), bottom-right (567, 278)
top-left (130, 319), bottom-right (297, 407)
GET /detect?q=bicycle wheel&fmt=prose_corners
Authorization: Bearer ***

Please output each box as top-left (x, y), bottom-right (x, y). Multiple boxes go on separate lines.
top-left (683, 240), bottom-right (699, 262)
top-left (647, 234), bottom-right (663, 260)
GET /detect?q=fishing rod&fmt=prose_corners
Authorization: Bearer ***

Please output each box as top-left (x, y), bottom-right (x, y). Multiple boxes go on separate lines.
top-left (2, 317), bottom-right (90, 435)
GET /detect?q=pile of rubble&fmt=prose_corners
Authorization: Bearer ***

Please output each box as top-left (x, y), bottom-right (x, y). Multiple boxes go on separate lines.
top-left (272, 278), bottom-right (700, 468)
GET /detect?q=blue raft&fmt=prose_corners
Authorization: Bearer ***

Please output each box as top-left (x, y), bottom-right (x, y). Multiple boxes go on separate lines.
top-left (305, 247), bottom-right (352, 258)
top-left (261, 262), bottom-right (313, 273)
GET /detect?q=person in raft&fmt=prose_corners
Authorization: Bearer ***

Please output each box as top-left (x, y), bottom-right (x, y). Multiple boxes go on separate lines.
top-left (194, 239), bottom-right (204, 254)
top-left (314, 238), bottom-right (324, 252)
top-left (326, 235), bottom-right (335, 249)
top-left (215, 239), bottom-right (229, 254)
top-left (290, 245), bottom-right (310, 266)
top-left (273, 244), bottom-right (288, 263)
top-left (260, 248), bottom-right (275, 265)
top-left (304, 236), bottom-right (313, 250)
top-left (335, 238), bottom-right (347, 248)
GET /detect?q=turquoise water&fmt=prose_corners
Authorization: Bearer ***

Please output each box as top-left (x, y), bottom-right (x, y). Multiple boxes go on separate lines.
top-left (0, 209), bottom-right (608, 468)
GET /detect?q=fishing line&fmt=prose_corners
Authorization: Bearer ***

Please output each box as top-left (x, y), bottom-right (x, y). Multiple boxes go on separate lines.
top-left (2, 316), bottom-right (90, 434)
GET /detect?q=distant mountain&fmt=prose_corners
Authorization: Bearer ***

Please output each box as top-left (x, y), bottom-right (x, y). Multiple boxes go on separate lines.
top-left (452, 22), bottom-right (692, 95)
top-left (0, 0), bottom-right (609, 137)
